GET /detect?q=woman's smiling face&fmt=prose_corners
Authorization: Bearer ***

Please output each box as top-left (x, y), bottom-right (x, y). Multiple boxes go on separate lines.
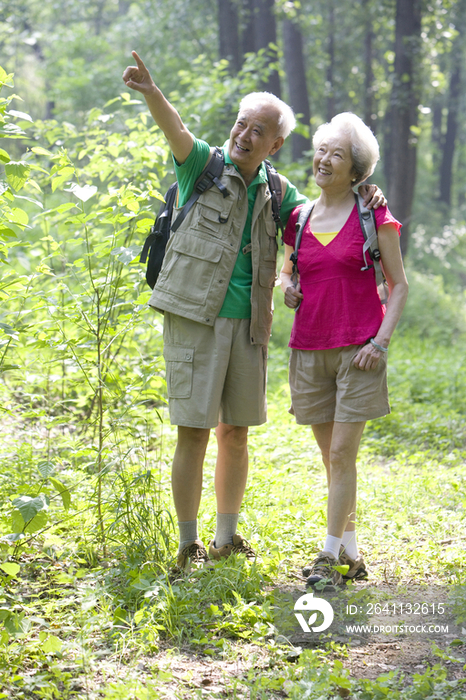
top-left (313, 129), bottom-right (356, 192)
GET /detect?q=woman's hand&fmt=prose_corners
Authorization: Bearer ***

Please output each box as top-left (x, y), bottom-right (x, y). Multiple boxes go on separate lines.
top-left (353, 342), bottom-right (385, 371)
top-left (284, 283), bottom-right (304, 309)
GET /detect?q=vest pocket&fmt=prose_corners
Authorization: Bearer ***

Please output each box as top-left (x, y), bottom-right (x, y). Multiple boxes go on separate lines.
top-left (192, 192), bottom-right (233, 236)
top-left (259, 262), bottom-right (277, 288)
top-left (159, 234), bottom-right (224, 303)
top-left (262, 219), bottom-right (278, 261)
top-left (164, 344), bottom-right (194, 399)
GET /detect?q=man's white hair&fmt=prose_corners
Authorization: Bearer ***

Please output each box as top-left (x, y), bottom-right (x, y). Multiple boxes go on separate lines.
top-left (238, 92), bottom-right (296, 139)
top-left (313, 112), bottom-right (380, 185)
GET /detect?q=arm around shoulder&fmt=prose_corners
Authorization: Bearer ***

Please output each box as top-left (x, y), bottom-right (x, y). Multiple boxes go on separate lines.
top-left (122, 51), bottom-right (194, 164)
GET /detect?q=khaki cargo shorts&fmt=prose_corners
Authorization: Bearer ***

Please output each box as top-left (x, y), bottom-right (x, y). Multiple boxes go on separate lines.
top-left (163, 313), bottom-right (267, 429)
top-left (289, 344), bottom-right (390, 424)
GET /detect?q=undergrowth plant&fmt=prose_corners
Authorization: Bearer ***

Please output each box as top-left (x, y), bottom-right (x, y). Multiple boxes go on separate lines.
top-left (0, 70), bottom-right (172, 610)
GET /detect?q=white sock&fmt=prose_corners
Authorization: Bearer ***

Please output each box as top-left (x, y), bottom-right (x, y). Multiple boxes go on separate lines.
top-left (214, 512), bottom-right (239, 548)
top-left (178, 520), bottom-right (198, 552)
top-left (323, 534), bottom-right (341, 560)
top-left (341, 530), bottom-right (359, 559)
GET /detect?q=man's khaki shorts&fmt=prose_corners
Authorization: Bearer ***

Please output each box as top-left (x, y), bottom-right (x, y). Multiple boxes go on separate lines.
top-left (163, 313), bottom-right (267, 429)
top-left (289, 344), bottom-right (390, 425)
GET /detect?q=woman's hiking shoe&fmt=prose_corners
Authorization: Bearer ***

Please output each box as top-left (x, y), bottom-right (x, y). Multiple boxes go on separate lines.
top-left (302, 547), bottom-right (368, 581)
top-left (208, 534), bottom-right (256, 561)
top-left (305, 552), bottom-right (342, 591)
top-left (172, 539), bottom-right (210, 577)
top-left (338, 548), bottom-right (368, 580)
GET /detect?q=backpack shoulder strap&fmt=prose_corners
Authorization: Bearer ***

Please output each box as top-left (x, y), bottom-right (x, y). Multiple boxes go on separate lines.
top-left (264, 159), bottom-right (283, 237)
top-left (171, 146), bottom-right (229, 233)
top-left (355, 193), bottom-right (388, 305)
top-left (289, 200), bottom-right (316, 286)
top-left (139, 182), bottom-right (178, 264)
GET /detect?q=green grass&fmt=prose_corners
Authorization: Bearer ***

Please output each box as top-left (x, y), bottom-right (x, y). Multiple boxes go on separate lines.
top-left (0, 330), bottom-right (465, 698)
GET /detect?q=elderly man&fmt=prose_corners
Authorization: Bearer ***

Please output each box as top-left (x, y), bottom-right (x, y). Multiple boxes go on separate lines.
top-left (123, 52), bottom-right (382, 571)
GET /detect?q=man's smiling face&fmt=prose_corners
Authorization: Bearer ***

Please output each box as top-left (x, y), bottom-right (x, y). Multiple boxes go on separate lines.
top-left (228, 104), bottom-right (284, 182)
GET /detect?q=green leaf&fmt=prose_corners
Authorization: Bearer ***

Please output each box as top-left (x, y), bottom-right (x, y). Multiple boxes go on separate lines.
top-left (8, 207), bottom-right (29, 226)
top-left (0, 148), bottom-right (10, 163)
top-left (334, 564), bottom-right (350, 576)
top-left (0, 562), bottom-right (20, 577)
top-left (134, 609), bottom-right (145, 625)
top-left (5, 162), bottom-right (30, 192)
top-left (0, 323), bottom-right (15, 335)
top-left (51, 167), bottom-right (74, 192)
top-left (111, 245), bottom-right (141, 263)
top-left (49, 477), bottom-right (71, 510)
top-left (8, 110), bottom-right (33, 122)
top-left (1, 533), bottom-right (24, 544)
top-left (31, 146), bottom-right (54, 156)
top-left (38, 461), bottom-right (55, 478)
top-left (40, 634), bottom-right (62, 654)
top-left (12, 494), bottom-right (49, 522)
top-left (4, 612), bottom-right (30, 637)
top-left (67, 183), bottom-right (98, 202)
top-left (23, 510), bottom-right (48, 534)
top-left (113, 606), bottom-right (128, 624)
top-left (55, 202), bottom-right (77, 213)
top-left (0, 226), bottom-right (16, 240)
top-left (14, 194), bottom-right (43, 209)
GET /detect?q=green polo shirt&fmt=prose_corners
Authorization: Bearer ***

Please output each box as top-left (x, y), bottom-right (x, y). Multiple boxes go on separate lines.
top-left (174, 138), bottom-right (306, 318)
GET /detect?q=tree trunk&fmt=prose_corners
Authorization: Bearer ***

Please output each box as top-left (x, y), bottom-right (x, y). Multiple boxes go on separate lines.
top-left (431, 100), bottom-right (443, 155)
top-left (218, 0), bottom-right (240, 72)
top-left (363, 0), bottom-right (377, 134)
top-left (282, 17), bottom-right (311, 161)
top-left (385, 0), bottom-right (422, 256)
top-left (253, 0), bottom-right (281, 97)
top-left (241, 0), bottom-right (256, 56)
top-left (326, 2), bottom-right (335, 121)
top-left (439, 62), bottom-right (461, 205)
top-left (439, 1), bottom-right (466, 205)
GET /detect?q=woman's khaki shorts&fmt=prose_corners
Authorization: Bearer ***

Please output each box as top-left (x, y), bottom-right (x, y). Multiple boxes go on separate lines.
top-left (289, 344), bottom-right (390, 424)
top-left (163, 313), bottom-right (267, 429)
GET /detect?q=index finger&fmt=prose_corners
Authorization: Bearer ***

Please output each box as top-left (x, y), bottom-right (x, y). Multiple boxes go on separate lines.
top-left (131, 51), bottom-right (146, 69)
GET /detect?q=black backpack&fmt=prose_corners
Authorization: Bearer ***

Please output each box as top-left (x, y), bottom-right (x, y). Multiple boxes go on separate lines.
top-left (290, 193), bottom-right (388, 306)
top-left (140, 147), bottom-right (284, 289)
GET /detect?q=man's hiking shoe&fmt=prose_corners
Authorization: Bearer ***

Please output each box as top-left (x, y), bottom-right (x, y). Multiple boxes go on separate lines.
top-left (208, 534), bottom-right (256, 561)
top-left (305, 552), bottom-right (342, 591)
top-left (338, 548), bottom-right (368, 581)
top-left (171, 539), bottom-right (210, 577)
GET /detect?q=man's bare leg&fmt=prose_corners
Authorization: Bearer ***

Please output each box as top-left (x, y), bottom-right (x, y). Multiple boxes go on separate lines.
top-left (172, 426), bottom-right (210, 552)
top-left (213, 423), bottom-right (249, 547)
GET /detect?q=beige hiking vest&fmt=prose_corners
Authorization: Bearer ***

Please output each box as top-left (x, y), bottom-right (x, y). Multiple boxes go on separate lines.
top-left (149, 163), bottom-right (286, 346)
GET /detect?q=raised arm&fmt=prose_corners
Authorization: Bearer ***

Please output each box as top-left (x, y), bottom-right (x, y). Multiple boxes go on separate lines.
top-left (122, 51), bottom-right (194, 164)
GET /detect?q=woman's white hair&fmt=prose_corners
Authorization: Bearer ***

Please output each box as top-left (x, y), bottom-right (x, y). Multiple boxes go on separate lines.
top-left (238, 92), bottom-right (296, 139)
top-left (313, 112), bottom-right (380, 185)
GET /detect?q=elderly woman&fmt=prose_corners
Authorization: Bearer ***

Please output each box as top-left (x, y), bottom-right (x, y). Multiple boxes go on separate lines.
top-left (280, 113), bottom-right (408, 590)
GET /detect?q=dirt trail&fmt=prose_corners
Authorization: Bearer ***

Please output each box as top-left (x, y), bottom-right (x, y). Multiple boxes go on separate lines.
top-left (274, 579), bottom-right (466, 682)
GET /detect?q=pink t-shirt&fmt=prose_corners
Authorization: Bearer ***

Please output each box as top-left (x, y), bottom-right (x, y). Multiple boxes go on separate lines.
top-left (283, 204), bottom-right (401, 351)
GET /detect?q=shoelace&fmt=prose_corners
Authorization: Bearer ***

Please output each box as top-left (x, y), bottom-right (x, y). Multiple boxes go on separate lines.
top-left (311, 554), bottom-right (336, 576)
top-left (232, 539), bottom-right (255, 558)
top-left (183, 542), bottom-right (207, 563)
